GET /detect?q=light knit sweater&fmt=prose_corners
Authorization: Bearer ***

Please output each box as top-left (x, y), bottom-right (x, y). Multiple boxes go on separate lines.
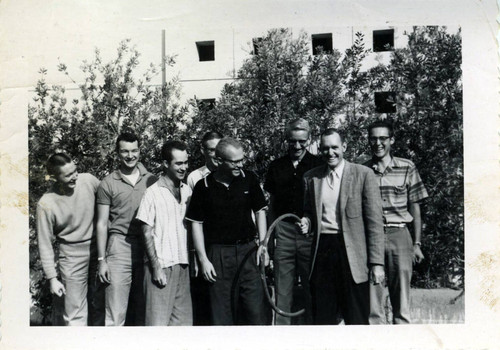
top-left (36, 173), bottom-right (100, 279)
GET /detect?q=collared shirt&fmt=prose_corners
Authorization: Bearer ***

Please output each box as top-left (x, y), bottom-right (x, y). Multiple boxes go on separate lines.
top-left (187, 165), bottom-right (211, 190)
top-left (185, 170), bottom-right (267, 245)
top-left (264, 151), bottom-right (323, 217)
top-left (136, 176), bottom-right (191, 268)
top-left (96, 163), bottom-right (157, 236)
top-left (364, 156), bottom-right (428, 223)
top-left (320, 160), bottom-right (345, 233)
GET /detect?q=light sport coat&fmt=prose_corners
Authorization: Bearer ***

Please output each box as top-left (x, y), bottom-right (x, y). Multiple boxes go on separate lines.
top-left (303, 161), bottom-right (385, 284)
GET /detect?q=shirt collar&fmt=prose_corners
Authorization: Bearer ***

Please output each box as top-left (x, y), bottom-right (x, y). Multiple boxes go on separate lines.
top-left (157, 175), bottom-right (185, 189)
top-left (328, 159), bottom-right (345, 179)
top-left (112, 162), bottom-right (148, 180)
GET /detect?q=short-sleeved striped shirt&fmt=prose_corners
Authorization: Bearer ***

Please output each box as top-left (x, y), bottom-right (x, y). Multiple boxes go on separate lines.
top-left (136, 176), bottom-right (191, 268)
top-left (364, 156), bottom-right (428, 224)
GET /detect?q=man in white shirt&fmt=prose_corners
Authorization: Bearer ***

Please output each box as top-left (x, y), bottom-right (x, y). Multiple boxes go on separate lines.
top-left (187, 131), bottom-right (223, 190)
top-left (136, 140), bottom-right (192, 326)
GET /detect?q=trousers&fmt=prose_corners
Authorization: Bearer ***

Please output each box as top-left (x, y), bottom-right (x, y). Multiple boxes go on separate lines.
top-left (273, 220), bottom-right (313, 325)
top-left (54, 240), bottom-right (104, 326)
top-left (144, 264), bottom-right (193, 326)
top-left (310, 234), bottom-right (369, 325)
top-left (207, 241), bottom-right (269, 325)
top-left (369, 226), bottom-right (413, 324)
top-left (104, 234), bottom-right (145, 326)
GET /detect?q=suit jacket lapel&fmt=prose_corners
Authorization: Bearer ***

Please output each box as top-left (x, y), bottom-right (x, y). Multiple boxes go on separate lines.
top-left (339, 161), bottom-right (352, 215)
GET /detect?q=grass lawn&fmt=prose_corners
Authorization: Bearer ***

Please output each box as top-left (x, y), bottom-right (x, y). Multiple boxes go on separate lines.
top-left (410, 288), bottom-right (464, 324)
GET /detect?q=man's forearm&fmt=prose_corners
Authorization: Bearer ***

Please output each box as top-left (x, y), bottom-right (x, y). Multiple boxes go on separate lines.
top-left (256, 210), bottom-right (267, 243)
top-left (96, 223), bottom-right (108, 259)
top-left (192, 222), bottom-right (209, 261)
top-left (409, 202), bottom-right (422, 243)
top-left (142, 224), bottom-right (160, 269)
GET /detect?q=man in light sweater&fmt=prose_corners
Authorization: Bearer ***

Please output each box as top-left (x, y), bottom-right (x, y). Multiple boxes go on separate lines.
top-left (36, 152), bottom-right (102, 326)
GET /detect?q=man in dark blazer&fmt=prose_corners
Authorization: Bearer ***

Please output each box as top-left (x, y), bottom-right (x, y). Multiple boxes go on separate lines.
top-left (299, 128), bottom-right (385, 325)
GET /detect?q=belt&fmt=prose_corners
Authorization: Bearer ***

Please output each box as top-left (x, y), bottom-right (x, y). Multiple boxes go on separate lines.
top-left (214, 236), bottom-right (256, 246)
top-left (384, 223), bottom-right (406, 228)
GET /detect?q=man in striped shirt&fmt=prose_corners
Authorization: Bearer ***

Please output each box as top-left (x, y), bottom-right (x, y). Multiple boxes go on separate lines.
top-left (364, 120), bottom-right (428, 324)
top-left (136, 140), bottom-right (192, 326)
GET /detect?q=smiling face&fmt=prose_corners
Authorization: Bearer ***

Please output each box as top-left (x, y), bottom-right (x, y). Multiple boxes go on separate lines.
top-left (287, 129), bottom-right (310, 161)
top-left (54, 161), bottom-right (78, 191)
top-left (217, 145), bottom-right (245, 178)
top-left (320, 132), bottom-right (346, 169)
top-left (202, 138), bottom-right (221, 171)
top-left (117, 140), bottom-right (140, 171)
top-left (164, 149), bottom-right (189, 182)
top-left (369, 126), bottom-right (394, 160)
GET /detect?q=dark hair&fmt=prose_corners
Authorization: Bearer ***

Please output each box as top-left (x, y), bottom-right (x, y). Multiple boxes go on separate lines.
top-left (161, 140), bottom-right (188, 162)
top-left (367, 120), bottom-right (394, 137)
top-left (201, 131), bottom-right (223, 147)
top-left (320, 128), bottom-right (345, 143)
top-left (215, 137), bottom-right (243, 159)
top-left (115, 132), bottom-right (140, 152)
top-left (46, 152), bottom-right (72, 176)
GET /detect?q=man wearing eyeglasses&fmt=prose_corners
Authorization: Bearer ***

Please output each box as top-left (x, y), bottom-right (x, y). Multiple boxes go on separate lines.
top-left (186, 137), bottom-right (270, 325)
top-left (264, 118), bottom-right (323, 325)
top-left (186, 131), bottom-right (222, 325)
top-left (364, 120), bottom-right (428, 324)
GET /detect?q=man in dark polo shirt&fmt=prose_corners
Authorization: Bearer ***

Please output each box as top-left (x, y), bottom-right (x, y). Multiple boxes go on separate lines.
top-left (96, 132), bottom-right (157, 326)
top-left (186, 137), bottom-right (269, 325)
top-left (264, 118), bottom-right (323, 325)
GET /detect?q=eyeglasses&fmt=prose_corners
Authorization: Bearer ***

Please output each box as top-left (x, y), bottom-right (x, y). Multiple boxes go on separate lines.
top-left (287, 139), bottom-right (308, 146)
top-left (369, 136), bottom-right (391, 143)
top-left (203, 147), bottom-right (216, 154)
top-left (220, 157), bottom-right (246, 166)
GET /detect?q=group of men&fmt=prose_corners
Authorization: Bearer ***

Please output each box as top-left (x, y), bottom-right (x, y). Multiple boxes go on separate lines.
top-left (36, 118), bottom-right (427, 326)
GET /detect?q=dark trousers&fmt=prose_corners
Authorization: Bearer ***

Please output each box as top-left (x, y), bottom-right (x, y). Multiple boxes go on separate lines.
top-left (310, 234), bottom-right (369, 325)
top-left (207, 241), bottom-right (268, 325)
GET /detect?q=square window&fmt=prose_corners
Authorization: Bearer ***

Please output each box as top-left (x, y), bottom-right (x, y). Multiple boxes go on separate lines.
top-left (374, 92), bottom-right (396, 113)
top-left (196, 41), bottom-right (215, 61)
top-left (373, 29), bottom-right (394, 52)
top-left (200, 98), bottom-right (216, 110)
top-left (252, 37), bottom-right (263, 55)
top-left (312, 33), bottom-right (333, 55)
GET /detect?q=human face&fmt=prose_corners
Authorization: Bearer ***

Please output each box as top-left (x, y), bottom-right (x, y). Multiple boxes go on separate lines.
top-left (164, 149), bottom-right (189, 182)
top-left (202, 138), bottom-right (220, 170)
top-left (320, 133), bottom-right (346, 169)
top-left (54, 161), bottom-right (78, 191)
top-left (369, 127), bottom-right (394, 160)
top-left (218, 145), bottom-right (245, 178)
top-left (118, 141), bottom-right (140, 171)
top-left (287, 130), bottom-right (310, 161)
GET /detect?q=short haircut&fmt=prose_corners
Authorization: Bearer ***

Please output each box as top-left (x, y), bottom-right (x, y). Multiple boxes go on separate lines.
top-left (46, 152), bottom-right (72, 176)
top-left (201, 131), bottom-right (223, 147)
top-left (367, 120), bottom-right (394, 137)
top-left (215, 137), bottom-right (243, 159)
top-left (161, 140), bottom-right (188, 163)
top-left (286, 118), bottom-right (311, 138)
top-left (116, 132), bottom-right (140, 152)
top-left (320, 128), bottom-right (345, 144)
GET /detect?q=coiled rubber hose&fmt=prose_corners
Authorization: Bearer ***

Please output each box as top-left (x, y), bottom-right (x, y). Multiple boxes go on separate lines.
top-left (230, 213), bottom-right (305, 323)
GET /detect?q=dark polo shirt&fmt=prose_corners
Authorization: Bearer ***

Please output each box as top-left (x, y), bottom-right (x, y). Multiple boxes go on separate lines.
top-left (96, 163), bottom-right (157, 236)
top-left (264, 151), bottom-right (323, 217)
top-left (185, 170), bottom-right (267, 245)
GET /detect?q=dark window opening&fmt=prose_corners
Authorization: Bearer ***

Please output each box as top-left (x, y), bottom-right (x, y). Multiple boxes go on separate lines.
top-left (374, 92), bottom-right (396, 113)
top-left (373, 29), bottom-right (394, 52)
top-left (200, 98), bottom-right (216, 110)
top-left (252, 37), bottom-right (263, 55)
top-left (196, 41), bottom-right (215, 61)
top-left (312, 33), bottom-right (333, 55)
